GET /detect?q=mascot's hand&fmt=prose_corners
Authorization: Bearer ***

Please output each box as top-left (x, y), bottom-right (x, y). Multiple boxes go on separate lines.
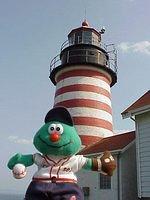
top-left (100, 151), bottom-right (116, 176)
top-left (7, 153), bottom-right (23, 169)
top-left (12, 163), bottom-right (27, 179)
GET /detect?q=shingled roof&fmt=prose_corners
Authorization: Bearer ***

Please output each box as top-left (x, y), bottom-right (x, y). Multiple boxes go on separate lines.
top-left (79, 131), bottom-right (135, 155)
top-left (122, 90), bottom-right (150, 119)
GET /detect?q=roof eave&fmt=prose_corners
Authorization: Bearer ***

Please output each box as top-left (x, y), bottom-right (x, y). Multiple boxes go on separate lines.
top-left (122, 105), bottom-right (150, 119)
top-left (80, 140), bottom-right (135, 156)
top-left (121, 139), bottom-right (135, 153)
top-left (80, 149), bottom-right (122, 157)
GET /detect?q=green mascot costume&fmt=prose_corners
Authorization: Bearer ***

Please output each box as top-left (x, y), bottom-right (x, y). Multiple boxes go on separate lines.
top-left (8, 106), bottom-right (116, 200)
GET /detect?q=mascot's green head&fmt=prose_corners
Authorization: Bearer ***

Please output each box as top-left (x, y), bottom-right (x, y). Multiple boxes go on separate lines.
top-left (33, 107), bottom-right (82, 156)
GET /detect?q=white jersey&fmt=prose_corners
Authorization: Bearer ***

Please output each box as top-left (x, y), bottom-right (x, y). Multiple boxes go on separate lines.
top-left (33, 153), bottom-right (88, 181)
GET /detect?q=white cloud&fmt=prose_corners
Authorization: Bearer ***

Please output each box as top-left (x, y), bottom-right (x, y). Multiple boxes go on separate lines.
top-left (118, 41), bottom-right (150, 55)
top-left (8, 135), bottom-right (32, 145)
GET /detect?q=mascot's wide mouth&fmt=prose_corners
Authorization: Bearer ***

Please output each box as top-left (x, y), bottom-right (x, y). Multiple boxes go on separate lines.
top-left (38, 135), bottom-right (71, 148)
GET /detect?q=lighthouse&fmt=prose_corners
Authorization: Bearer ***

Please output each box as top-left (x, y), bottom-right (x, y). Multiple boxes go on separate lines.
top-left (49, 20), bottom-right (117, 146)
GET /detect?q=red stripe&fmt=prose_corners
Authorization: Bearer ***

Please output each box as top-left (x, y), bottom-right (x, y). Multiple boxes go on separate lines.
top-left (79, 135), bottom-right (103, 146)
top-left (56, 69), bottom-right (111, 84)
top-left (32, 177), bottom-right (77, 183)
top-left (73, 117), bottom-right (113, 130)
top-left (54, 99), bottom-right (112, 114)
top-left (55, 84), bottom-right (111, 99)
top-left (50, 165), bottom-right (53, 179)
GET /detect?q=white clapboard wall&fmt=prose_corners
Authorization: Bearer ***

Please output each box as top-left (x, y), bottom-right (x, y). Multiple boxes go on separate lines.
top-left (136, 111), bottom-right (150, 198)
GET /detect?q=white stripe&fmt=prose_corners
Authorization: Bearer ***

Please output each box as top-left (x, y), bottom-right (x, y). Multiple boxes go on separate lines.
top-left (56, 76), bottom-right (110, 93)
top-left (55, 65), bottom-right (112, 83)
top-left (68, 107), bottom-right (112, 123)
top-left (75, 125), bottom-right (113, 137)
top-left (54, 91), bottom-right (112, 107)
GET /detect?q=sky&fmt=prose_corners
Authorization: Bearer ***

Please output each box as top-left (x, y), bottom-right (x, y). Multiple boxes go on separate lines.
top-left (0, 0), bottom-right (149, 194)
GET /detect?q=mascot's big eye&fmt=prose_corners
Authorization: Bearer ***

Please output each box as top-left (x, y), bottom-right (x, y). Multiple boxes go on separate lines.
top-left (48, 124), bottom-right (56, 133)
top-left (56, 124), bottom-right (63, 134)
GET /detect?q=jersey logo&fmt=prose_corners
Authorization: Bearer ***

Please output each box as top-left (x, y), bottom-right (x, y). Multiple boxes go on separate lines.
top-left (63, 167), bottom-right (71, 172)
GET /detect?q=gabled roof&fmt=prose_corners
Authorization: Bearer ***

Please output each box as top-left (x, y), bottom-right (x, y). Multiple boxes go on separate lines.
top-left (122, 90), bottom-right (150, 119)
top-left (79, 131), bottom-right (135, 155)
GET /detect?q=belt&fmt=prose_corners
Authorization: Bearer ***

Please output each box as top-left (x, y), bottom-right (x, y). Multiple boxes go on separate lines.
top-left (32, 177), bottom-right (77, 184)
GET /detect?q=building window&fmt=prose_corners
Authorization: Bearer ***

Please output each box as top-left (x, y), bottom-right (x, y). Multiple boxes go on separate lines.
top-left (82, 187), bottom-right (90, 197)
top-left (83, 31), bottom-right (92, 44)
top-left (100, 174), bottom-right (111, 189)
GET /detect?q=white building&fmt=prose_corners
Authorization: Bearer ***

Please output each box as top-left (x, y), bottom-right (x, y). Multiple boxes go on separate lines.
top-left (122, 90), bottom-right (150, 199)
top-left (78, 90), bottom-right (150, 200)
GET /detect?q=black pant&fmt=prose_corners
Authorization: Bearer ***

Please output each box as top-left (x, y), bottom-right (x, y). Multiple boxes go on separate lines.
top-left (25, 181), bottom-right (84, 200)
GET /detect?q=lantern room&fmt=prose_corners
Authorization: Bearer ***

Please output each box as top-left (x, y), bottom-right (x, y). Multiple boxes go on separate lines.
top-left (50, 20), bottom-right (117, 87)
top-left (68, 20), bottom-right (101, 47)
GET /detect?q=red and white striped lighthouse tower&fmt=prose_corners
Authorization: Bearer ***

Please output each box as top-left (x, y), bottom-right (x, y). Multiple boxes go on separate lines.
top-left (50, 20), bottom-right (117, 146)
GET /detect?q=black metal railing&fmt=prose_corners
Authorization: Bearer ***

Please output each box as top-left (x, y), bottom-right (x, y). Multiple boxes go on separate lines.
top-left (50, 45), bottom-right (117, 74)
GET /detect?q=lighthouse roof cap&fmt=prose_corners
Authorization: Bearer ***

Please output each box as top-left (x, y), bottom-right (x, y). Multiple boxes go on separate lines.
top-left (68, 20), bottom-right (100, 37)
top-left (82, 19), bottom-right (90, 27)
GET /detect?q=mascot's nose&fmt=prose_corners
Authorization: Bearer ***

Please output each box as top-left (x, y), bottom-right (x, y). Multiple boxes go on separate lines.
top-left (50, 132), bottom-right (60, 142)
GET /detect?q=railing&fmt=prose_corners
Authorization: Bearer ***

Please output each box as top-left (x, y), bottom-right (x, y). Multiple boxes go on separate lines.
top-left (106, 44), bottom-right (118, 73)
top-left (50, 54), bottom-right (61, 71)
top-left (50, 45), bottom-right (117, 74)
top-left (61, 37), bottom-right (107, 52)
